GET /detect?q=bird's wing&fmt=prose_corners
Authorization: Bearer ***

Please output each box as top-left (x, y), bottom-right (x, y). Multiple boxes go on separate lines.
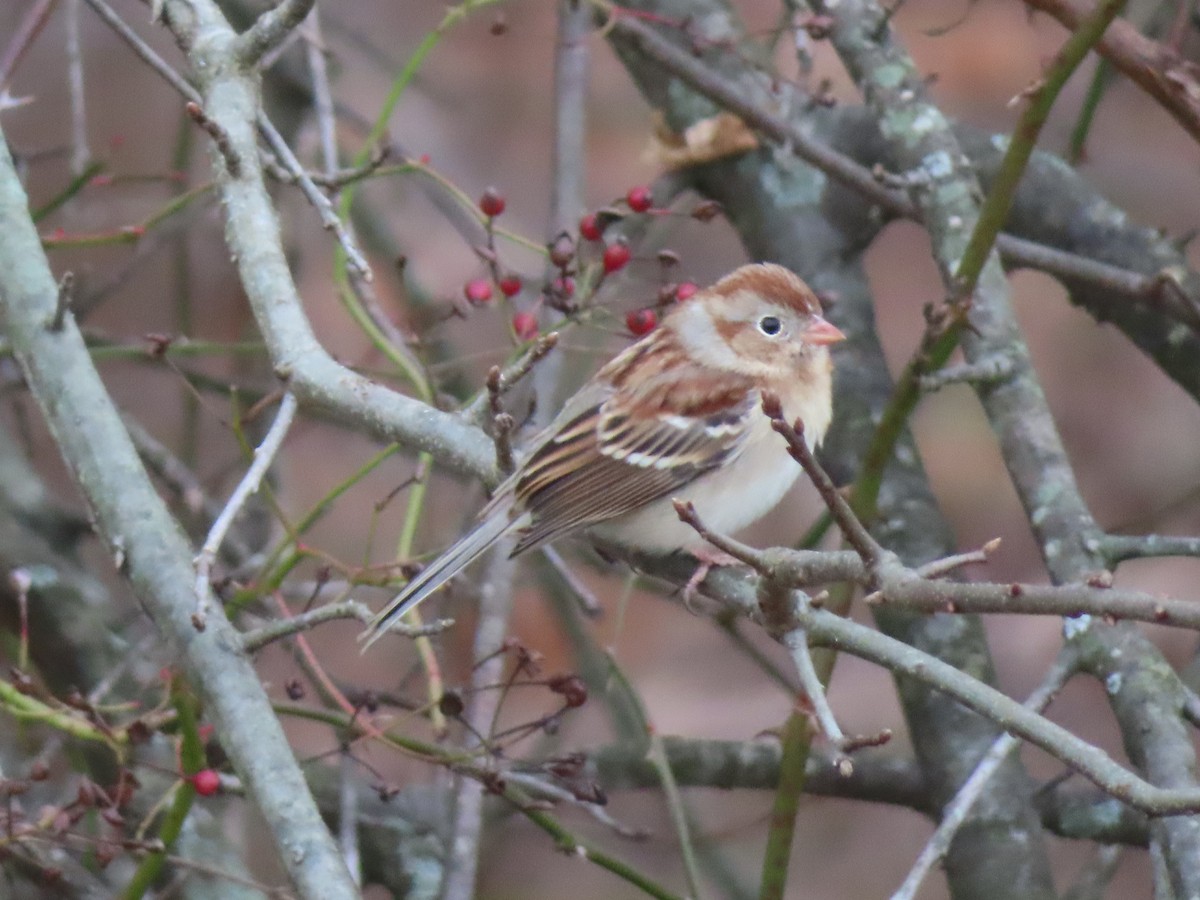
top-left (508, 354), bottom-right (758, 554)
top-left (361, 343), bottom-right (758, 647)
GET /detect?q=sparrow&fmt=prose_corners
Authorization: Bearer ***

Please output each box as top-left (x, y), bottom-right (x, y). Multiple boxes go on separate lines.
top-left (361, 263), bottom-right (843, 648)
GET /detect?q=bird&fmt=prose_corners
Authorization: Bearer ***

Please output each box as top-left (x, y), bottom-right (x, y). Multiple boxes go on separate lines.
top-left (360, 263), bottom-right (843, 648)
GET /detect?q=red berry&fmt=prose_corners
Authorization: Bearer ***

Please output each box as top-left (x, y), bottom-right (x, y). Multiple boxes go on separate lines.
top-left (626, 308), bottom-right (657, 336)
top-left (479, 188), bottom-right (506, 218)
top-left (603, 242), bottom-right (631, 274)
top-left (464, 279), bottom-right (493, 305)
top-left (579, 213), bottom-right (603, 241)
top-left (191, 770), bottom-right (220, 797)
top-left (626, 185), bottom-right (653, 213)
top-left (675, 281), bottom-right (698, 301)
top-left (512, 312), bottom-right (539, 340)
top-left (499, 275), bottom-right (522, 297)
top-left (552, 276), bottom-right (575, 298)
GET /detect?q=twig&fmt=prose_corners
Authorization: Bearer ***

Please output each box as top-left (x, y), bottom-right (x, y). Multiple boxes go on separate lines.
top-left (234, 0), bottom-right (316, 67)
top-left (1100, 533), bottom-right (1200, 564)
top-left (86, 0), bottom-right (374, 286)
top-left (463, 331), bottom-right (560, 424)
top-left (890, 650), bottom-right (1078, 900)
top-left (123, 411), bottom-right (258, 563)
top-left (671, 503), bottom-right (1200, 632)
top-left (239, 599), bottom-right (453, 653)
top-left (307, 149), bottom-right (391, 190)
top-left (532, 0), bottom-right (593, 422)
top-left (0, 0), bottom-right (57, 89)
top-left (999, 234), bottom-right (1200, 330)
top-left (193, 392), bottom-right (297, 630)
top-left (254, 113), bottom-right (372, 280)
top-left (185, 101), bottom-right (242, 178)
top-left (443, 542), bottom-right (517, 900)
top-left (486, 365), bottom-right (516, 474)
top-left (672, 498), bottom-right (771, 572)
top-left (50, 271), bottom-right (74, 331)
top-left (870, 573), bottom-right (1200, 631)
top-left (607, 11), bottom-right (908, 217)
top-left (305, 10), bottom-right (338, 183)
top-left (0, 112), bottom-right (359, 899)
top-left (760, 393), bottom-right (886, 569)
top-left (953, 0), bottom-right (1128, 295)
top-left (795, 601), bottom-right (1200, 814)
top-left (505, 771), bottom-right (646, 837)
top-left (1021, 0), bottom-right (1200, 145)
top-left (82, 0), bottom-right (200, 104)
top-left (779, 626), bottom-right (850, 770)
top-left (541, 545), bottom-right (603, 618)
top-left (66, 0), bottom-right (89, 175)
top-left (914, 539), bottom-right (999, 578)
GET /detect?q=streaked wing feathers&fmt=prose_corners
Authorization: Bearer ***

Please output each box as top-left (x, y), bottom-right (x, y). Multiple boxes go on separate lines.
top-left (509, 353), bottom-right (757, 554)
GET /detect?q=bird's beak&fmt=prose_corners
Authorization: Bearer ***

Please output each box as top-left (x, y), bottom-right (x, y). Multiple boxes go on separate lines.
top-left (804, 316), bottom-right (846, 346)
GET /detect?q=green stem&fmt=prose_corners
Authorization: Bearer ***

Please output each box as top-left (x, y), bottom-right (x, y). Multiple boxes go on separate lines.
top-left (32, 161), bottom-right (104, 221)
top-left (953, 0), bottom-right (1125, 294)
top-left (649, 731), bottom-right (703, 899)
top-left (758, 708), bottom-right (812, 900)
top-left (0, 679), bottom-right (125, 751)
top-left (849, 0), bottom-right (1124, 521)
top-left (1067, 58), bottom-right (1111, 165)
top-left (122, 680), bottom-right (205, 900)
top-left (332, 1), bottom-right (504, 401)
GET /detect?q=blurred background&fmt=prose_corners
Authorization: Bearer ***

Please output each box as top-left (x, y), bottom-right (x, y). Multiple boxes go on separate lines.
top-left (4, 0), bottom-right (1200, 897)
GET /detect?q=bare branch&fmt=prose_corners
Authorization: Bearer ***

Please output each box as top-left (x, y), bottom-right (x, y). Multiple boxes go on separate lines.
top-left (890, 651), bottom-right (1078, 900)
top-left (235, 0), bottom-right (317, 67)
top-left (0, 119), bottom-right (358, 900)
top-left (193, 392), bottom-right (297, 630)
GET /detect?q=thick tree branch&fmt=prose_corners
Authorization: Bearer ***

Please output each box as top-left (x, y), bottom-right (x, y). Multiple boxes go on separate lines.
top-left (0, 128), bottom-right (357, 899)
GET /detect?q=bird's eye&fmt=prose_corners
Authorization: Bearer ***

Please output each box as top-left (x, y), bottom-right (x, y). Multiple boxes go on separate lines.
top-left (758, 315), bottom-right (782, 336)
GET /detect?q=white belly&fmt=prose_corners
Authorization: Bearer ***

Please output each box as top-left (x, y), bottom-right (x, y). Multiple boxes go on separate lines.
top-left (589, 410), bottom-right (805, 553)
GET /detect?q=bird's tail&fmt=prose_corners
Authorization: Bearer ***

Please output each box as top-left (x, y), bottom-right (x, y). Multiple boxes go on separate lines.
top-left (359, 508), bottom-right (521, 651)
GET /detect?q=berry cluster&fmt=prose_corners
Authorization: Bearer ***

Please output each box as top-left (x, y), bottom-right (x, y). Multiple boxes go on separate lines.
top-left (456, 182), bottom-right (722, 343)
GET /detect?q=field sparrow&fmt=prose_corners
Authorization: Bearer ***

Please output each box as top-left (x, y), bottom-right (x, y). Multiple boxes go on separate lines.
top-left (361, 263), bottom-right (842, 646)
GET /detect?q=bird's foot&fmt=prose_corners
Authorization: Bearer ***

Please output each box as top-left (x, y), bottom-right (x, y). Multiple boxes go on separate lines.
top-left (682, 547), bottom-right (742, 613)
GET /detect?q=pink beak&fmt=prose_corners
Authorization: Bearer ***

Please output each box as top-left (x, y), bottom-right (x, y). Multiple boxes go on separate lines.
top-left (804, 316), bottom-right (846, 346)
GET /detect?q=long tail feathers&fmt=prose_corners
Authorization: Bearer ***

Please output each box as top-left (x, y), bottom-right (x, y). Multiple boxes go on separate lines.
top-left (359, 509), bottom-right (522, 651)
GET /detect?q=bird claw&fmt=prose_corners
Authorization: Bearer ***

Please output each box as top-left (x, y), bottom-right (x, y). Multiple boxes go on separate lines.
top-left (681, 547), bottom-right (742, 613)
